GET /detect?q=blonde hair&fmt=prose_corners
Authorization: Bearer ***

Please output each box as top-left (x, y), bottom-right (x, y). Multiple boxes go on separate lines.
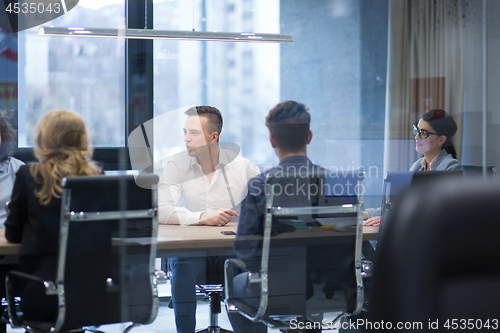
top-left (30, 110), bottom-right (101, 205)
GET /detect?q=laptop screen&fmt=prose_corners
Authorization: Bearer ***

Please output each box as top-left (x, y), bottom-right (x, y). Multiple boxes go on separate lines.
top-left (315, 170), bottom-right (365, 228)
top-left (379, 170), bottom-right (464, 229)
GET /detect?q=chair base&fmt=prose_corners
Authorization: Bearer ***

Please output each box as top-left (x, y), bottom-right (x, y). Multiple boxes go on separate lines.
top-left (195, 287), bottom-right (233, 333)
top-left (195, 327), bottom-right (233, 333)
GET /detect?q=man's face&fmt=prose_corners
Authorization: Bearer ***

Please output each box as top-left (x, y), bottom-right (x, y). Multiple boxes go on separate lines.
top-left (183, 116), bottom-right (215, 157)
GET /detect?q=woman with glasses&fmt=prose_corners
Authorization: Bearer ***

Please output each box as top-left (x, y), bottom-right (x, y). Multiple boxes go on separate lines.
top-left (3, 110), bottom-right (101, 321)
top-left (409, 109), bottom-right (463, 171)
top-left (364, 109), bottom-right (463, 227)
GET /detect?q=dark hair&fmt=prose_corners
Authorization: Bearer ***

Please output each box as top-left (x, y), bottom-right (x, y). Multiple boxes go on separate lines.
top-left (265, 101), bottom-right (311, 153)
top-left (184, 106), bottom-right (223, 140)
top-left (0, 111), bottom-right (17, 162)
top-left (421, 109), bottom-right (458, 159)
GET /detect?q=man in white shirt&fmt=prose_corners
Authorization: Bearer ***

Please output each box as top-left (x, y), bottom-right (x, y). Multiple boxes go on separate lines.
top-left (0, 112), bottom-right (25, 225)
top-left (158, 106), bottom-right (259, 333)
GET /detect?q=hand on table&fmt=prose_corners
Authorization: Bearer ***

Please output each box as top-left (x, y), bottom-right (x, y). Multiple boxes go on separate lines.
top-left (363, 216), bottom-right (381, 227)
top-left (200, 208), bottom-right (239, 226)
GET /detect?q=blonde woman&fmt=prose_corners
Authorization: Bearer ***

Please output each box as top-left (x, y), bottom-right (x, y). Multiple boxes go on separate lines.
top-left (3, 110), bottom-right (100, 321)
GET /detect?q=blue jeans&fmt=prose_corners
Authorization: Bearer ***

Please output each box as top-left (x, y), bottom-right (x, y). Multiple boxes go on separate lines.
top-left (169, 257), bottom-right (206, 333)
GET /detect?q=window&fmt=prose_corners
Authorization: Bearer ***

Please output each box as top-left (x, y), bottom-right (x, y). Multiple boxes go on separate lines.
top-left (151, 0), bottom-right (388, 207)
top-left (153, 0), bottom-right (280, 169)
top-left (17, 0), bottom-right (125, 147)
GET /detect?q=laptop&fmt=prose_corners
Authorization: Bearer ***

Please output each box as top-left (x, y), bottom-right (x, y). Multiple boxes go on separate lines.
top-left (379, 170), bottom-right (464, 230)
top-left (314, 170), bottom-right (365, 230)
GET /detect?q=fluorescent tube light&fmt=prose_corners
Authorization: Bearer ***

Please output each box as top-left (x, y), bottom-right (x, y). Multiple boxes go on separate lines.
top-left (39, 27), bottom-right (293, 43)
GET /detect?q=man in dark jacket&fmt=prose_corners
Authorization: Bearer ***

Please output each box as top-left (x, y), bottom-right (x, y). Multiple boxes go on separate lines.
top-left (228, 101), bottom-right (326, 333)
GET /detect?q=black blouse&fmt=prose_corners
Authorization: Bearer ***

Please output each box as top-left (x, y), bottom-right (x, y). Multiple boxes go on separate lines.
top-left (5, 165), bottom-right (61, 257)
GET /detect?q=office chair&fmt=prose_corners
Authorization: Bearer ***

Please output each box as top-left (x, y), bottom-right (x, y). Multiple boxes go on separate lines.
top-left (163, 255), bottom-right (232, 333)
top-left (4, 174), bottom-right (166, 333)
top-left (195, 256), bottom-right (232, 333)
top-left (369, 178), bottom-right (500, 330)
top-left (225, 170), bottom-right (368, 330)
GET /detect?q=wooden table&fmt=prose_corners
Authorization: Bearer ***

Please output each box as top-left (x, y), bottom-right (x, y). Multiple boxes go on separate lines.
top-left (0, 223), bottom-right (379, 258)
top-left (156, 222), bottom-right (240, 257)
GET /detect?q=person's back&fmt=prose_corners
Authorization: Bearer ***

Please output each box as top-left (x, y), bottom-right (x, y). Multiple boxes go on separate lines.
top-left (234, 156), bottom-right (324, 271)
top-left (4, 109), bottom-right (101, 321)
top-left (230, 101), bottom-right (325, 333)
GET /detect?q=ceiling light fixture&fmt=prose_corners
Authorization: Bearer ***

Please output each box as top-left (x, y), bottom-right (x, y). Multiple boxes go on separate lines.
top-left (38, 27), bottom-right (293, 43)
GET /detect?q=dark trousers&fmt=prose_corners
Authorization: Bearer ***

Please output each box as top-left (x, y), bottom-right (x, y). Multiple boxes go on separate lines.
top-left (0, 255), bottom-right (58, 322)
top-left (169, 256), bottom-right (228, 333)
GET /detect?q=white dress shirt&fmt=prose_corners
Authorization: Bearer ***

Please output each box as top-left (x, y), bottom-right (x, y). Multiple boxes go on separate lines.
top-left (0, 157), bottom-right (25, 225)
top-left (158, 148), bottom-right (260, 226)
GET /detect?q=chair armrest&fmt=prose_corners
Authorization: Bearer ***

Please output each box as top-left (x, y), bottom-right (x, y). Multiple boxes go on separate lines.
top-left (225, 259), bottom-right (262, 283)
top-left (225, 258), bottom-right (247, 271)
top-left (224, 259), bottom-right (242, 312)
top-left (224, 258), bottom-right (262, 314)
top-left (5, 271), bottom-right (57, 328)
top-left (6, 271), bottom-right (57, 295)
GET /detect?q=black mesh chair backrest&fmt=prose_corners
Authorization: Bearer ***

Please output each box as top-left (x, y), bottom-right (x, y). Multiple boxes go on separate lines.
top-left (57, 174), bottom-right (158, 331)
top-left (227, 168), bottom-right (365, 328)
top-left (264, 169), bottom-right (363, 317)
top-left (267, 170), bottom-right (321, 230)
top-left (370, 178), bottom-right (500, 329)
top-left (267, 168), bottom-right (362, 223)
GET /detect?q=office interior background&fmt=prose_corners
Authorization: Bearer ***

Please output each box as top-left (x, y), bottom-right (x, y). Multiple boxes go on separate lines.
top-left (1, 0), bottom-right (499, 209)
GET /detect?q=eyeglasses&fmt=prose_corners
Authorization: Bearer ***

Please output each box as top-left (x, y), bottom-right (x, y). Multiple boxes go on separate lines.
top-left (412, 124), bottom-right (439, 139)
